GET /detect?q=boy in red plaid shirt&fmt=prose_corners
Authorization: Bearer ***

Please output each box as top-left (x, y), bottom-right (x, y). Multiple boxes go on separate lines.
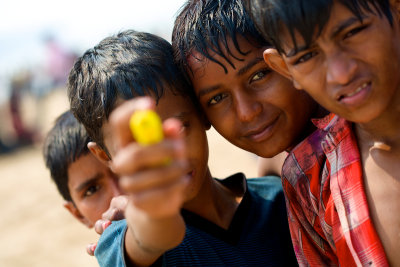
top-left (247, 0), bottom-right (400, 266)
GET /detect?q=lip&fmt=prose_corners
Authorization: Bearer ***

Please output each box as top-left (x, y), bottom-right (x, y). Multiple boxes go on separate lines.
top-left (244, 115), bottom-right (280, 142)
top-left (336, 81), bottom-right (371, 107)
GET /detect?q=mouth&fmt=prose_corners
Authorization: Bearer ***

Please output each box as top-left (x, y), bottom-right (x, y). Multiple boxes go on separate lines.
top-left (337, 82), bottom-right (370, 103)
top-left (244, 116), bottom-right (279, 142)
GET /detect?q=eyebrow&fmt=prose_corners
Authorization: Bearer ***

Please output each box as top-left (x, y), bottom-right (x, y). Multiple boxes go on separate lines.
top-left (286, 44), bottom-right (309, 58)
top-left (198, 84), bottom-right (221, 98)
top-left (75, 173), bottom-right (103, 193)
top-left (331, 16), bottom-right (364, 39)
top-left (197, 57), bottom-right (264, 98)
top-left (237, 57), bottom-right (264, 76)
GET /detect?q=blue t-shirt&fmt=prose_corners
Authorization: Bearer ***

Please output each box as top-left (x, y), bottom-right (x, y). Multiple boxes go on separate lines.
top-left (95, 173), bottom-right (298, 266)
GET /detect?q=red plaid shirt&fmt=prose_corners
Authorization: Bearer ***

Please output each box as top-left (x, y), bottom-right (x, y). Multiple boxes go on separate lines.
top-left (282, 114), bottom-right (388, 267)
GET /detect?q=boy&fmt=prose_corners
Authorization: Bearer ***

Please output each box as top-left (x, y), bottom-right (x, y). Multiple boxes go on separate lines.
top-left (246, 0), bottom-right (400, 266)
top-left (67, 30), bottom-right (297, 266)
top-left (172, 0), bottom-right (325, 176)
top-left (43, 110), bottom-right (121, 228)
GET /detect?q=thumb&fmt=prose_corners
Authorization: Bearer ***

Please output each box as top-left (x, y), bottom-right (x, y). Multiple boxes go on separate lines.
top-left (163, 118), bottom-right (184, 140)
top-left (163, 118), bottom-right (186, 159)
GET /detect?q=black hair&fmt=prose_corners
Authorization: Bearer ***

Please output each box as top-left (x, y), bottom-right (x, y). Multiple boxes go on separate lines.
top-left (172, 0), bottom-right (268, 80)
top-left (246, 0), bottom-right (393, 54)
top-left (43, 110), bottom-right (90, 201)
top-left (68, 30), bottom-right (194, 152)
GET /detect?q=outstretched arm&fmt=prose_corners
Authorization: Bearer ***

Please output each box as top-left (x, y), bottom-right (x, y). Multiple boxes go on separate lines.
top-left (109, 97), bottom-right (189, 266)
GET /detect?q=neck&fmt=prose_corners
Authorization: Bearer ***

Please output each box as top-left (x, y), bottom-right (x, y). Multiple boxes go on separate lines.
top-left (182, 169), bottom-right (241, 229)
top-left (289, 105), bottom-right (329, 151)
top-left (355, 94), bottom-right (400, 150)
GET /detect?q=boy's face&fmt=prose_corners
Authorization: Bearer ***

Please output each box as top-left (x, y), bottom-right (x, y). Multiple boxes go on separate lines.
top-left (275, 1), bottom-right (400, 123)
top-left (65, 153), bottom-right (120, 228)
top-left (187, 35), bottom-right (317, 158)
top-left (102, 89), bottom-right (210, 202)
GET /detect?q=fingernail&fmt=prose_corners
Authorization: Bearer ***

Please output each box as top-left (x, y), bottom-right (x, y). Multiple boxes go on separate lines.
top-left (102, 220), bottom-right (111, 230)
top-left (91, 243), bottom-right (97, 252)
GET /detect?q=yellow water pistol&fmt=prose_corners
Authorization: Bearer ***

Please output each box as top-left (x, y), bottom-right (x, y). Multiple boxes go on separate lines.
top-left (129, 110), bottom-right (164, 145)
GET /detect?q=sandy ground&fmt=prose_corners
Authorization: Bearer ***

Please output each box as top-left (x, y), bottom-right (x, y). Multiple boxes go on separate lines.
top-left (0, 89), bottom-right (258, 266)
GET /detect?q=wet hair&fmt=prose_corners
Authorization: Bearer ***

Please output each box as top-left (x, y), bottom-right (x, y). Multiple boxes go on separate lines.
top-left (246, 0), bottom-right (393, 54)
top-left (68, 30), bottom-right (194, 152)
top-left (43, 110), bottom-right (90, 201)
top-left (172, 0), bottom-right (267, 80)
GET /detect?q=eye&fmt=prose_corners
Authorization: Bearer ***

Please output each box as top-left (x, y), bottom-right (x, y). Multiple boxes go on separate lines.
top-left (344, 25), bottom-right (368, 39)
top-left (295, 51), bottom-right (318, 65)
top-left (83, 184), bottom-right (101, 197)
top-left (207, 93), bottom-right (228, 106)
top-left (250, 69), bottom-right (272, 83)
top-left (182, 121), bottom-right (190, 128)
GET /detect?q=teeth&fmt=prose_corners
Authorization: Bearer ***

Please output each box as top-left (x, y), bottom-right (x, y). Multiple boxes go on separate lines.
top-left (346, 83), bottom-right (367, 97)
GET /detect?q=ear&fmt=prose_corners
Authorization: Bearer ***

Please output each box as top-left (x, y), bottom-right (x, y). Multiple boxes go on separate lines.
top-left (88, 142), bottom-right (111, 167)
top-left (201, 114), bottom-right (212, 130)
top-left (63, 201), bottom-right (93, 228)
top-left (263, 48), bottom-right (303, 90)
top-left (204, 121), bottom-right (211, 131)
top-left (263, 48), bottom-right (293, 80)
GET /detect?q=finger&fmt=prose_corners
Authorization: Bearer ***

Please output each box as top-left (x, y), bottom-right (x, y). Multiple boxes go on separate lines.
top-left (128, 175), bottom-right (190, 219)
top-left (94, 219), bottom-right (111, 235)
top-left (109, 97), bottom-right (155, 150)
top-left (163, 118), bottom-right (186, 160)
top-left (119, 160), bottom-right (189, 193)
top-left (102, 196), bottom-right (128, 221)
top-left (86, 243), bottom-right (97, 256)
top-left (102, 207), bottom-right (122, 221)
top-left (111, 139), bottom-right (185, 175)
top-left (163, 118), bottom-right (184, 139)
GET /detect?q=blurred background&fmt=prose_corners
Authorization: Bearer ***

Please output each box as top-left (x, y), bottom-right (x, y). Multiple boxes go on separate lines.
top-left (0, 0), bottom-right (258, 266)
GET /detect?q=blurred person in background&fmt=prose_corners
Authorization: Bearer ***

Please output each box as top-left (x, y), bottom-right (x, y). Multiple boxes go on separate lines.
top-left (43, 34), bottom-right (77, 89)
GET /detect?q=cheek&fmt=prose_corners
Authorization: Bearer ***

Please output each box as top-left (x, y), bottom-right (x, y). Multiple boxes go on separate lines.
top-left (84, 194), bottom-right (113, 221)
top-left (86, 202), bottom-right (109, 223)
top-left (187, 133), bottom-right (209, 163)
top-left (201, 106), bottom-right (234, 135)
top-left (209, 116), bottom-right (236, 139)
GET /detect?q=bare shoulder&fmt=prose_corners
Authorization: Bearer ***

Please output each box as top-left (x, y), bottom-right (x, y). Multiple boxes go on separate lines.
top-left (362, 144), bottom-right (400, 267)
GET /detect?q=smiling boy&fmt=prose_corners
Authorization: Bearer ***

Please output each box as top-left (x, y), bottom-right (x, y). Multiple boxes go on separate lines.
top-left (68, 30), bottom-right (297, 266)
top-left (247, 0), bottom-right (400, 266)
top-left (172, 0), bottom-right (322, 160)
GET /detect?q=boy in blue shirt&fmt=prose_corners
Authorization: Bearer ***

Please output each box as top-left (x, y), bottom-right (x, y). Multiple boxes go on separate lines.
top-left (68, 30), bottom-right (297, 266)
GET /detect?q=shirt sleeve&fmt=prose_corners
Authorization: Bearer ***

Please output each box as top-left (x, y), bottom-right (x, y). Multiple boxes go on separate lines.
top-left (95, 220), bottom-right (128, 267)
top-left (282, 163), bottom-right (339, 266)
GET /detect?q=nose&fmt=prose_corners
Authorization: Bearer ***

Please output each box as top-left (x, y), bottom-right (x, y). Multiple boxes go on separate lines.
top-left (326, 51), bottom-right (357, 85)
top-left (234, 91), bottom-right (262, 123)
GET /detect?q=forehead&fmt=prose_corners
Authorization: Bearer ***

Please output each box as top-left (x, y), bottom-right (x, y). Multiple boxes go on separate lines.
top-left (187, 36), bottom-right (267, 81)
top-left (68, 153), bottom-right (106, 185)
top-left (187, 34), bottom-right (265, 72)
top-left (154, 89), bottom-right (195, 120)
top-left (280, 1), bottom-right (367, 54)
